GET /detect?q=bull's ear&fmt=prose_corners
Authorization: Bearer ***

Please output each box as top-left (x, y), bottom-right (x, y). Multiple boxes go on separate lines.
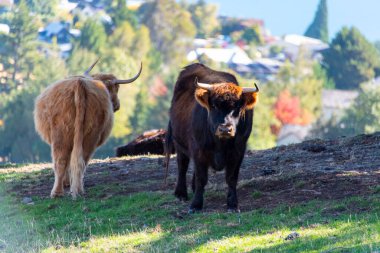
top-left (242, 92), bottom-right (259, 110)
top-left (195, 88), bottom-right (210, 109)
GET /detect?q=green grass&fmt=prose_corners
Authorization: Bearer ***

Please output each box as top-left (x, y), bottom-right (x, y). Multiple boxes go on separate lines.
top-left (0, 168), bottom-right (380, 253)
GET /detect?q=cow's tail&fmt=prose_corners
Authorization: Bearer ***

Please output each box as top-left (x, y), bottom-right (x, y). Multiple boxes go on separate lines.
top-left (69, 79), bottom-right (87, 199)
top-left (163, 120), bottom-right (174, 186)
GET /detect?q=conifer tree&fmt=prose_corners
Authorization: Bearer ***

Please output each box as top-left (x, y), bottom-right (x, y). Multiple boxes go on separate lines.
top-left (304, 0), bottom-right (328, 43)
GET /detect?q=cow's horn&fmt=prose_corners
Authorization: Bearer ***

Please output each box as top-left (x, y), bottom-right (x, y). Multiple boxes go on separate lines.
top-left (84, 58), bottom-right (100, 76)
top-left (195, 77), bottom-right (214, 91)
top-left (242, 83), bottom-right (260, 93)
top-left (112, 62), bottom-right (143, 85)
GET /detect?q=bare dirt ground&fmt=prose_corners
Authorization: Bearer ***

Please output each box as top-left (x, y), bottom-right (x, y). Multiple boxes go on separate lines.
top-left (5, 132), bottom-right (380, 212)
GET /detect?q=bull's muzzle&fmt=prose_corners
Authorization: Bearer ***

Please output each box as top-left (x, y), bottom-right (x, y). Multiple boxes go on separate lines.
top-left (215, 123), bottom-right (235, 138)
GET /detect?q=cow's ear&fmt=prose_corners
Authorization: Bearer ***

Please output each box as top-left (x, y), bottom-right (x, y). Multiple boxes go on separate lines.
top-left (195, 88), bottom-right (210, 109)
top-left (242, 92), bottom-right (259, 110)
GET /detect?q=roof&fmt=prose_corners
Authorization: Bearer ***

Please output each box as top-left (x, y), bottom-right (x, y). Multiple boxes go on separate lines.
top-left (42, 21), bottom-right (69, 37)
top-left (322, 89), bottom-right (358, 109)
top-left (187, 47), bottom-right (253, 65)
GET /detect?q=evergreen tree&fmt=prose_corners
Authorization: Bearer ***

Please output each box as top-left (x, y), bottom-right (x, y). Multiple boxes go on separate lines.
top-left (109, 0), bottom-right (138, 29)
top-left (0, 56), bottom-right (68, 163)
top-left (304, 0), bottom-right (328, 43)
top-left (79, 19), bottom-right (107, 54)
top-left (323, 27), bottom-right (380, 90)
top-left (0, 0), bottom-right (40, 92)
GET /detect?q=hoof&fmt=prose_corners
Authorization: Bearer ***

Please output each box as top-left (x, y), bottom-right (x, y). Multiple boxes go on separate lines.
top-left (188, 208), bottom-right (202, 214)
top-left (50, 191), bottom-right (64, 198)
top-left (174, 190), bottom-right (188, 201)
top-left (227, 208), bottom-right (241, 213)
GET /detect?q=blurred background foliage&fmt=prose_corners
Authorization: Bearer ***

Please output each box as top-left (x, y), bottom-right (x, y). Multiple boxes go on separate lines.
top-left (0, 0), bottom-right (380, 163)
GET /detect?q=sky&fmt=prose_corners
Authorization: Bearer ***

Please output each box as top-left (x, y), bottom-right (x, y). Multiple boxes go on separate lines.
top-left (204, 0), bottom-right (380, 42)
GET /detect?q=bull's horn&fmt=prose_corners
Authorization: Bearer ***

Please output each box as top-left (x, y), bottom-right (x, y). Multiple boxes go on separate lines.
top-left (84, 58), bottom-right (100, 76)
top-left (242, 83), bottom-right (260, 93)
top-left (195, 77), bottom-right (214, 91)
top-left (112, 62), bottom-right (143, 85)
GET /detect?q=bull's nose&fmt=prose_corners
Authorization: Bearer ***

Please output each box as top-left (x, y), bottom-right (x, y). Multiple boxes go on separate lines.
top-left (218, 124), bottom-right (233, 135)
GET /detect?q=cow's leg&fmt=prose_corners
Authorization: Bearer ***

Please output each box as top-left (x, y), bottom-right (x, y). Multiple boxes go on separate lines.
top-left (63, 170), bottom-right (70, 188)
top-left (51, 142), bottom-right (70, 198)
top-left (225, 151), bottom-right (245, 211)
top-left (191, 172), bottom-right (195, 193)
top-left (190, 160), bottom-right (208, 212)
top-left (174, 151), bottom-right (190, 201)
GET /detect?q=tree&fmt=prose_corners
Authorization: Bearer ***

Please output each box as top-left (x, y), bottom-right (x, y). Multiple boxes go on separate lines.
top-left (79, 19), bottom-right (107, 53)
top-left (188, 0), bottom-right (219, 38)
top-left (242, 25), bottom-right (263, 45)
top-left (0, 0), bottom-right (40, 92)
top-left (323, 27), bottom-right (380, 90)
top-left (22, 0), bottom-right (59, 22)
top-left (304, 0), bottom-right (328, 43)
top-left (0, 56), bottom-right (68, 163)
top-left (141, 0), bottom-right (196, 66)
top-left (108, 0), bottom-right (138, 29)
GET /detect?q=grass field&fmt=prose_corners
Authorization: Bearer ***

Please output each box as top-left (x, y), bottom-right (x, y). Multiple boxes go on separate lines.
top-left (0, 159), bottom-right (380, 253)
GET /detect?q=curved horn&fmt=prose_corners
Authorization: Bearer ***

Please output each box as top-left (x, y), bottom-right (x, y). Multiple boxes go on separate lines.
top-left (112, 62), bottom-right (143, 85)
top-left (195, 77), bottom-right (214, 91)
top-left (84, 58), bottom-right (100, 76)
top-left (242, 83), bottom-right (260, 93)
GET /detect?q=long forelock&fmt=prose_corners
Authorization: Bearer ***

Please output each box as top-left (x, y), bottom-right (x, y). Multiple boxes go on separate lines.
top-left (212, 83), bottom-right (242, 103)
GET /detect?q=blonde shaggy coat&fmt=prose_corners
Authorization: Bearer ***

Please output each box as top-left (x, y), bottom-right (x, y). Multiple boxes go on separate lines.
top-left (34, 74), bottom-right (121, 199)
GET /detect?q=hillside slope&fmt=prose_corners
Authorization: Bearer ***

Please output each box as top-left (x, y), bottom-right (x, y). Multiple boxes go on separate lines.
top-left (4, 132), bottom-right (380, 211)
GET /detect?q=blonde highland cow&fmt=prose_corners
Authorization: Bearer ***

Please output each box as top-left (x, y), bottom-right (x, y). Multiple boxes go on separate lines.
top-left (34, 60), bottom-right (142, 199)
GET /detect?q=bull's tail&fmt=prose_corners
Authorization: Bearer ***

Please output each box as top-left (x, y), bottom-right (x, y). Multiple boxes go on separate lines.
top-left (163, 120), bottom-right (174, 186)
top-left (69, 79), bottom-right (87, 199)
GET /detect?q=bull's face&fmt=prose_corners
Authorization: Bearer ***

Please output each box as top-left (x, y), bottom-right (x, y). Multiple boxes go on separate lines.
top-left (195, 82), bottom-right (259, 139)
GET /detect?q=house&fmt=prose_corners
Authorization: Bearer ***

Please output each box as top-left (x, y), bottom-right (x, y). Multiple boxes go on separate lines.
top-left (268, 34), bottom-right (328, 62)
top-left (247, 58), bottom-right (284, 82)
top-left (277, 124), bottom-right (312, 146)
top-left (71, 2), bottom-right (112, 24)
top-left (187, 46), bottom-right (253, 65)
top-left (38, 21), bottom-right (81, 57)
top-left (321, 89), bottom-right (359, 122)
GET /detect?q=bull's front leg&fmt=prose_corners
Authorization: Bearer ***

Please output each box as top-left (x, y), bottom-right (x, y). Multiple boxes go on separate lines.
top-left (174, 151), bottom-right (190, 201)
top-left (225, 151), bottom-right (245, 211)
top-left (190, 159), bottom-right (208, 212)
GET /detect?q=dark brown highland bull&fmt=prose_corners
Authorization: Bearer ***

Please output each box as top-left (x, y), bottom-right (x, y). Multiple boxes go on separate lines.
top-left (34, 60), bottom-right (142, 199)
top-left (165, 63), bottom-right (259, 212)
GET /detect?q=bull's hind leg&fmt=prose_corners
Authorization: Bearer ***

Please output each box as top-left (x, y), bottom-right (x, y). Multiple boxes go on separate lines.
top-left (174, 151), bottom-right (190, 201)
top-left (51, 142), bottom-right (71, 198)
